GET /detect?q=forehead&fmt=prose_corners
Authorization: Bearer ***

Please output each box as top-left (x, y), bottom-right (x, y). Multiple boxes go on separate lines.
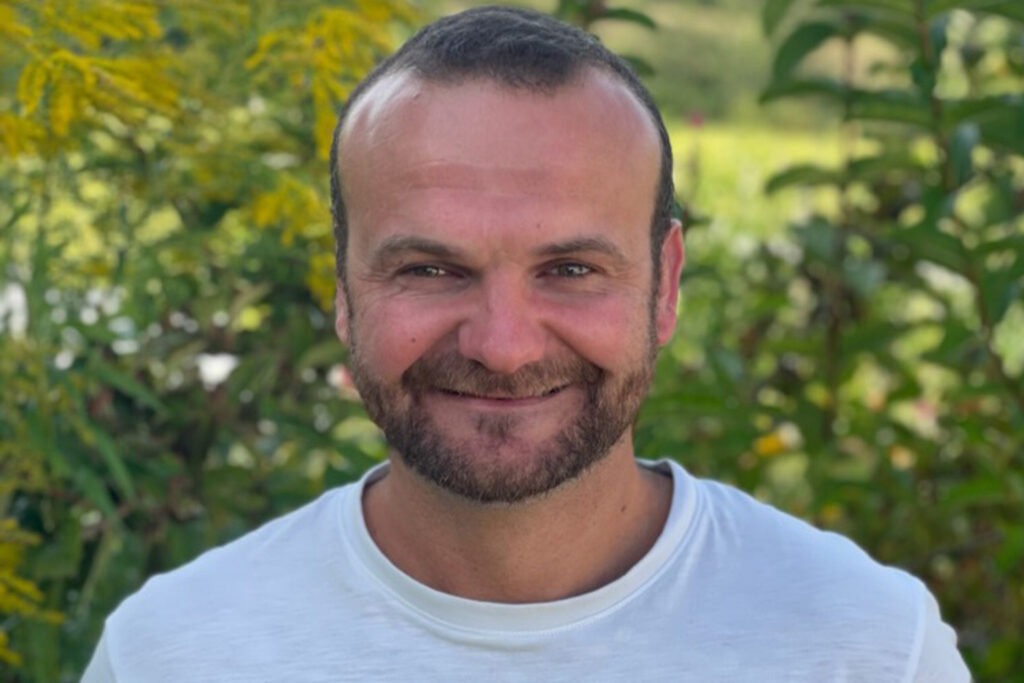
top-left (336, 68), bottom-right (661, 205)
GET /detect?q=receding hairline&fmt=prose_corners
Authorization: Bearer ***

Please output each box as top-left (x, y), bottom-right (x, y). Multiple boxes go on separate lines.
top-left (334, 65), bottom-right (662, 195)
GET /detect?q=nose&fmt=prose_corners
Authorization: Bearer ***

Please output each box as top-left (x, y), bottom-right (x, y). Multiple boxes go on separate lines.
top-left (457, 273), bottom-right (548, 375)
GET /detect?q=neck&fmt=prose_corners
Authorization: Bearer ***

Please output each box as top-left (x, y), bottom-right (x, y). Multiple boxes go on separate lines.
top-left (361, 440), bottom-right (672, 603)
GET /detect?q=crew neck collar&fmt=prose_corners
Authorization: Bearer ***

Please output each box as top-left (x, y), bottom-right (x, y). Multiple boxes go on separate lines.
top-left (338, 459), bottom-right (698, 635)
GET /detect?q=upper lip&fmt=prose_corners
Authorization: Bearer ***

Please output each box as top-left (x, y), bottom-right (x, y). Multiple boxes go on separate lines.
top-left (438, 385), bottom-right (567, 400)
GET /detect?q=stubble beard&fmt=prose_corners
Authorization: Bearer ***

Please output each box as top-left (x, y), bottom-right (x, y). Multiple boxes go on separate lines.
top-left (347, 339), bottom-right (657, 504)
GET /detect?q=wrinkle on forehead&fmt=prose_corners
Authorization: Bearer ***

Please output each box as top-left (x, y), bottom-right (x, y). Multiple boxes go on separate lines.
top-left (397, 162), bottom-right (594, 199)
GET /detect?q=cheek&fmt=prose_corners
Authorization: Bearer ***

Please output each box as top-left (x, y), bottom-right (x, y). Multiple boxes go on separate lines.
top-left (546, 293), bottom-right (652, 367)
top-left (354, 300), bottom-right (458, 378)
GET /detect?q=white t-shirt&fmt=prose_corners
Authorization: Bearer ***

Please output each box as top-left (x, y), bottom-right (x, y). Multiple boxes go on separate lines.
top-left (83, 460), bottom-right (970, 681)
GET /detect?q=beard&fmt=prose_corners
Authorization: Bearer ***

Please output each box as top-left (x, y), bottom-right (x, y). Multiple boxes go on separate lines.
top-left (347, 341), bottom-right (656, 504)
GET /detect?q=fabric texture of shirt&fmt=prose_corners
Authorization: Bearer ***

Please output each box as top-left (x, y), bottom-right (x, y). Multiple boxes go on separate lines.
top-left (82, 459), bottom-right (970, 682)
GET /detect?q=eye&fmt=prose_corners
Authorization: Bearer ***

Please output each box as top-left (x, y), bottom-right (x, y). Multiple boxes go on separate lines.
top-left (401, 264), bottom-right (454, 278)
top-left (547, 262), bottom-right (593, 278)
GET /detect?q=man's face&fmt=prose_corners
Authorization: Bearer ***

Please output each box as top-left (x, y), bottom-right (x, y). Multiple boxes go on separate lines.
top-left (336, 69), bottom-right (683, 503)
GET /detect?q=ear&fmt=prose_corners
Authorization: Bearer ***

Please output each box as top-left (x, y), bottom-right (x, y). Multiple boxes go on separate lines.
top-left (334, 279), bottom-right (350, 345)
top-left (655, 219), bottom-right (685, 347)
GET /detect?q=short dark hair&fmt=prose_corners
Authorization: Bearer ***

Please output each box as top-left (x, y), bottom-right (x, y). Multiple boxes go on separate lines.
top-left (329, 5), bottom-right (674, 280)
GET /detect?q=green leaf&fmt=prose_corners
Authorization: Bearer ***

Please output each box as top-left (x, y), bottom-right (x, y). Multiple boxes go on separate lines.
top-left (996, 521), bottom-right (1024, 573)
top-left (974, 234), bottom-right (1024, 258)
top-left (794, 218), bottom-right (839, 261)
top-left (84, 358), bottom-right (167, 414)
top-left (859, 16), bottom-right (918, 48)
top-left (922, 320), bottom-right (979, 368)
top-left (974, 97), bottom-right (1024, 154)
top-left (83, 419), bottom-right (136, 500)
top-left (772, 22), bottom-right (840, 82)
top-left (71, 465), bottom-right (118, 519)
top-left (926, 0), bottom-right (1024, 22)
top-left (980, 266), bottom-right (1022, 328)
top-left (295, 339), bottom-right (346, 373)
top-left (817, 0), bottom-right (915, 15)
top-left (893, 223), bottom-right (967, 271)
top-left (28, 517), bottom-right (82, 580)
top-left (762, 0), bottom-right (799, 36)
top-left (846, 152), bottom-right (926, 180)
top-left (765, 163), bottom-right (841, 194)
top-left (941, 95), bottom-right (1017, 131)
top-left (927, 15), bottom-right (949, 64)
top-left (942, 474), bottom-right (1008, 510)
top-left (949, 122), bottom-right (979, 188)
top-left (21, 620), bottom-right (61, 683)
top-left (760, 77), bottom-right (846, 104)
top-left (229, 282), bottom-right (272, 324)
top-left (593, 7), bottom-right (657, 30)
top-left (847, 90), bottom-right (932, 127)
top-left (842, 320), bottom-right (906, 354)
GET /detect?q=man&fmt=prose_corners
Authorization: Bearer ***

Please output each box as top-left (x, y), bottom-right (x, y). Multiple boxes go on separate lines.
top-left (84, 6), bottom-right (969, 681)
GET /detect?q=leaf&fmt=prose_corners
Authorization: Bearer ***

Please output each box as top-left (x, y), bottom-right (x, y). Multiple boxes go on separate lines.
top-left (762, 0), bottom-right (799, 36)
top-left (848, 90), bottom-right (932, 127)
top-left (996, 520), bottom-right (1024, 573)
top-left (893, 223), bottom-right (966, 271)
top-left (846, 152), bottom-right (926, 180)
top-left (941, 95), bottom-right (1015, 130)
top-left (980, 266), bottom-right (1022, 328)
top-left (922, 320), bottom-right (979, 368)
top-left (760, 77), bottom-right (846, 104)
top-left (765, 163), bottom-right (841, 194)
top-left (926, 14), bottom-right (949, 64)
top-left (594, 7), bottom-right (657, 30)
top-left (70, 466), bottom-right (118, 519)
top-left (229, 282), bottom-right (272, 325)
top-left (794, 218), bottom-right (839, 261)
top-left (949, 122), bottom-right (979, 188)
top-left (772, 22), bottom-right (840, 82)
top-left (974, 234), bottom-right (1024, 258)
top-left (926, 0), bottom-right (1024, 22)
top-left (859, 16), bottom-right (918, 48)
top-left (27, 518), bottom-right (81, 581)
top-left (817, 0), bottom-right (915, 15)
top-left (942, 475), bottom-right (1008, 510)
top-left (974, 97), bottom-right (1024, 154)
top-left (84, 358), bottom-right (166, 414)
top-left (295, 340), bottom-right (346, 373)
top-left (83, 420), bottom-right (135, 500)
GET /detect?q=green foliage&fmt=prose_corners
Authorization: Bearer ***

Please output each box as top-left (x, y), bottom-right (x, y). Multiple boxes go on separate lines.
top-left (639, 2), bottom-right (1022, 680)
top-left (0, 0), bottom-right (414, 679)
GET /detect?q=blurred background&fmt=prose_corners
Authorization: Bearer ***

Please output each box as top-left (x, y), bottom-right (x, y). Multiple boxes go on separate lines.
top-left (1, 0), bottom-right (1022, 679)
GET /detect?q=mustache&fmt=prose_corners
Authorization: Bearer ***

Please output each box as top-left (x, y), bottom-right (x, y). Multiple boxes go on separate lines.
top-left (402, 351), bottom-right (602, 399)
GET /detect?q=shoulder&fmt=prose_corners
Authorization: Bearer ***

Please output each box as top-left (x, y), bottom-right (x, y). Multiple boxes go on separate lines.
top-left (101, 484), bottom-right (353, 674)
top-left (692, 472), bottom-right (921, 613)
top-left (663, 463), bottom-right (967, 680)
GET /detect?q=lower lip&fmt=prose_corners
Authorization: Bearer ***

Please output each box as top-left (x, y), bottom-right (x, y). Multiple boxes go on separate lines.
top-left (432, 388), bottom-right (567, 410)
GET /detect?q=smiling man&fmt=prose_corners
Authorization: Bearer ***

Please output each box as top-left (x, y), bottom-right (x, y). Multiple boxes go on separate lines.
top-left (83, 6), bottom-right (969, 681)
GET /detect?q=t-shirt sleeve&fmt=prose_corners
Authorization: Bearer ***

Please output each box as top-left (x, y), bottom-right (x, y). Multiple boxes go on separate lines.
top-left (80, 629), bottom-right (117, 683)
top-left (908, 587), bottom-right (971, 683)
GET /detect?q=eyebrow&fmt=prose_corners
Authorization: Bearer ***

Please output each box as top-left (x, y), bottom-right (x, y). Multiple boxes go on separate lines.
top-left (369, 235), bottom-right (464, 270)
top-left (532, 236), bottom-right (629, 267)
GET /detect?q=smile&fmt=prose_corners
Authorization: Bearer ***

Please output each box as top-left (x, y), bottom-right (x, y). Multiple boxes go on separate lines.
top-left (435, 385), bottom-right (569, 406)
